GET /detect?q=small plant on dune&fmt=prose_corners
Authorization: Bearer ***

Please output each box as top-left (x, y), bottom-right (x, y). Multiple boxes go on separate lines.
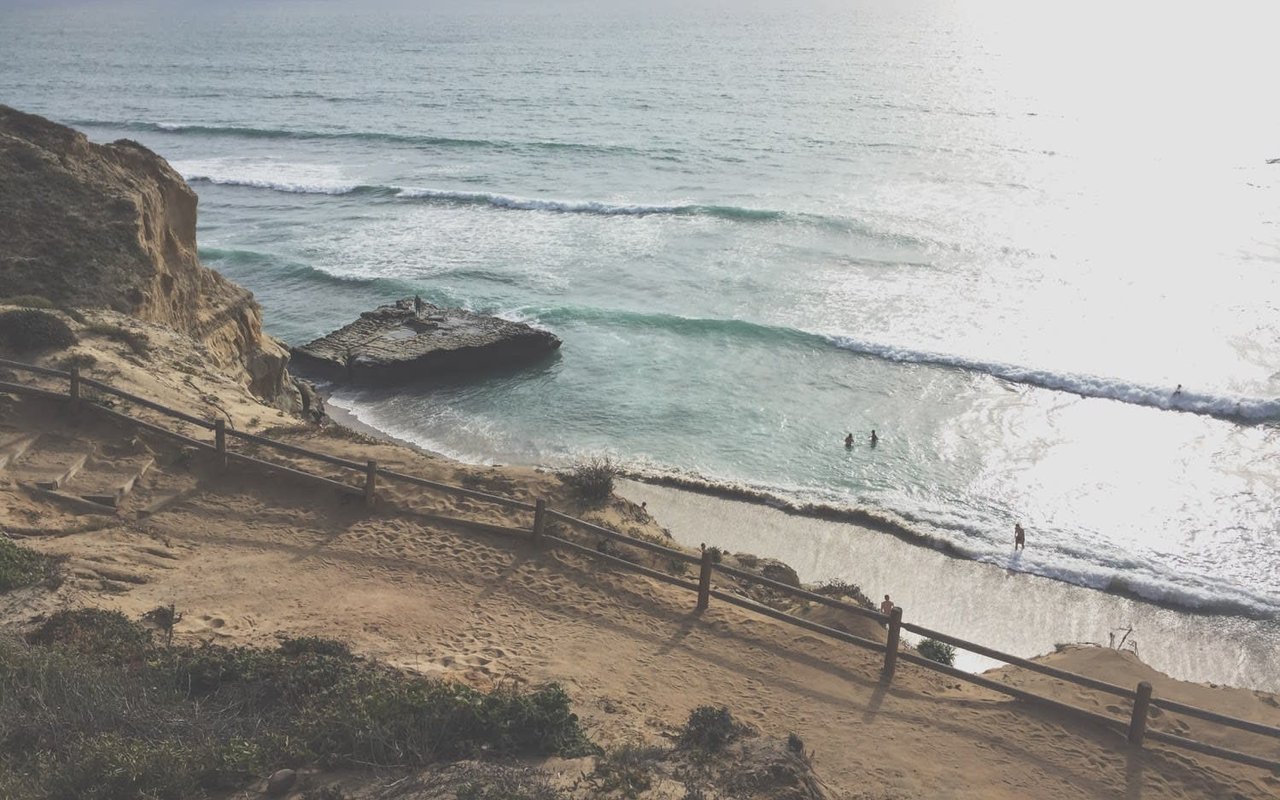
top-left (0, 294), bottom-right (55, 309)
top-left (812, 578), bottom-right (874, 610)
top-left (0, 536), bottom-right (63, 593)
top-left (26, 608), bottom-right (152, 663)
top-left (677, 705), bottom-right (749, 755)
top-left (917, 638), bottom-right (956, 666)
top-left (0, 309), bottom-right (77, 353)
top-left (586, 742), bottom-right (663, 798)
top-left (84, 322), bottom-right (150, 357)
top-left (142, 604), bottom-right (184, 647)
top-left (277, 636), bottom-right (352, 659)
top-left (560, 455), bottom-right (617, 504)
top-left (455, 764), bottom-right (562, 800)
top-left (59, 351), bottom-right (98, 370)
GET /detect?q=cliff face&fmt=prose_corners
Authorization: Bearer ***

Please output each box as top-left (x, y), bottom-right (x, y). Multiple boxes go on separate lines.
top-left (0, 106), bottom-right (296, 407)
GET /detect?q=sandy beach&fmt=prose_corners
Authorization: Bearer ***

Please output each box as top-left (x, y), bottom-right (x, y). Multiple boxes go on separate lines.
top-left (618, 479), bottom-right (1280, 693)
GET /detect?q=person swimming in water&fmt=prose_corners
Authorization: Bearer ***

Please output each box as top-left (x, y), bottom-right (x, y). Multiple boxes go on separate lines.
top-left (844, 433), bottom-right (854, 448)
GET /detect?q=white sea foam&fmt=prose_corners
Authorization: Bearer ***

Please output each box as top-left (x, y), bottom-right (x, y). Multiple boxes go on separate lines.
top-left (395, 186), bottom-right (695, 216)
top-left (172, 168), bottom-right (785, 219)
top-left (185, 173), bottom-right (360, 195)
top-left (826, 334), bottom-right (1280, 421)
top-left (174, 159), bottom-right (361, 196)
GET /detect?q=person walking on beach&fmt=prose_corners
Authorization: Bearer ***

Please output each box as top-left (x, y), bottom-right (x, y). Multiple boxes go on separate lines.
top-left (870, 429), bottom-right (878, 448)
top-left (844, 433), bottom-right (854, 448)
top-left (880, 594), bottom-right (895, 616)
top-left (1014, 522), bottom-right (1025, 550)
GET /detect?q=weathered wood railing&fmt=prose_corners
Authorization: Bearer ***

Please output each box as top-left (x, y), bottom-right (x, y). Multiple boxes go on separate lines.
top-left (1, 355), bottom-right (1276, 774)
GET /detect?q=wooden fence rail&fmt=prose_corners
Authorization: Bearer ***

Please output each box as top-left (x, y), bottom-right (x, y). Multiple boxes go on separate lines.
top-left (0, 356), bottom-right (1276, 775)
top-left (79, 375), bottom-right (216, 429)
top-left (714, 559), bottom-right (888, 623)
top-left (1151, 696), bottom-right (1280, 739)
top-left (379, 466), bottom-right (536, 512)
top-left (546, 509), bottom-right (702, 564)
top-left (899, 620), bottom-right (1137, 699)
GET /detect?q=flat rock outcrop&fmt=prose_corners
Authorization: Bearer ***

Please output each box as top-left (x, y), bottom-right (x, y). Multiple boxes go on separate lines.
top-left (291, 298), bottom-right (561, 384)
top-left (0, 106), bottom-right (298, 410)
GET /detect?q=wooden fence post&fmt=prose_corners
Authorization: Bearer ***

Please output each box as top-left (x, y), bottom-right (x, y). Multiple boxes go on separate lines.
top-left (696, 544), bottom-right (713, 611)
top-left (882, 606), bottom-right (903, 680)
top-left (364, 460), bottom-right (378, 507)
top-left (532, 498), bottom-right (546, 541)
top-left (214, 419), bottom-right (227, 470)
top-left (1129, 681), bottom-right (1153, 746)
top-left (68, 366), bottom-right (80, 411)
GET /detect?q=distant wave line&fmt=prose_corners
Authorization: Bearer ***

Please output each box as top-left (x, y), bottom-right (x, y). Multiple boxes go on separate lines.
top-left (68, 117), bottom-right (678, 159)
top-left (182, 173), bottom-right (855, 226)
top-left (825, 334), bottom-right (1280, 422)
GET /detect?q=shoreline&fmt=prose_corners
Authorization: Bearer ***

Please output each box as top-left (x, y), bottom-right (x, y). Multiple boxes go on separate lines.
top-left (315, 379), bottom-right (1275, 623)
top-left (617, 469), bottom-right (1276, 621)
top-left (616, 478), bottom-right (1280, 693)
top-left (315, 389), bottom-right (1279, 692)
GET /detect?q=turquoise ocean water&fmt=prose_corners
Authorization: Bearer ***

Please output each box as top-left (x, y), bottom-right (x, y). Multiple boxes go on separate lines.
top-left (3, 1), bottom-right (1278, 628)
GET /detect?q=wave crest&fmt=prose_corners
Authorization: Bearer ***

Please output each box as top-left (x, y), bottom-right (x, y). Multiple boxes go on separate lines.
top-left (73, 117), bottom-right (672, 158)
top-left (826, 335), bottom-right (1280, 422)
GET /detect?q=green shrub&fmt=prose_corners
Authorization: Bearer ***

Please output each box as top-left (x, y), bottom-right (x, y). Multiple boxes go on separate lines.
top-left (2, 611), bottom-right (595, 798)
top-left (84, 322), bottom-right (150, 356)
top-left (26, 608), bottom-right (152, 663)
top-left (677, 705), bottom-right (748, 754)
top-left (0, 309), bottom-right (77, 352)
top-left (278, 636), bottom-right (352, 659)
top-left (59, 351), bottom-right (98, 370)
top-left (917, 638), bottom-right (956, 666)
top-left (560, 455), bottom-right (617, 503)
top-left (455, 765), bottom-right (562, 800)
top-left (812, 579), bottom-right (874, 610)
top-left (587, 743), bottom-right (663, 798)
top-left (0, 294), bottom-right (55, 309)
top-left (0, 536), bottom-right (62, 593)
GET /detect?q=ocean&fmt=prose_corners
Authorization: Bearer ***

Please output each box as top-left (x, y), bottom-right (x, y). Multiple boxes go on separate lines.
top-left (3, 0), bottom-right (1278, 675)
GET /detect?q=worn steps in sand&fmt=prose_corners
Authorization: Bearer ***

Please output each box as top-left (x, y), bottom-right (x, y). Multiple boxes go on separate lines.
top-left (4, 435), bottom-right (94, 491)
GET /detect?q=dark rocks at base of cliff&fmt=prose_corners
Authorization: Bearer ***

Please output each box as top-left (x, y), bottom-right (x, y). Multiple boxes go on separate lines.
top-left (291, 298), bottom-right (561, 385)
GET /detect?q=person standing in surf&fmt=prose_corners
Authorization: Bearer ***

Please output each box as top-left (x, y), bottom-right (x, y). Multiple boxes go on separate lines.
top-left (1014, 522), bottom-right (1025, 550)
top-left (870, 429), bottom-right (878, 448)
top-left (844, 433), bottom-right (854, 448)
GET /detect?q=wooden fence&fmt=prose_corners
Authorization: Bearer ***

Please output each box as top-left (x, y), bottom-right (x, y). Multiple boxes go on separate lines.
top-left (1, 356), bottom-right (1277, 774)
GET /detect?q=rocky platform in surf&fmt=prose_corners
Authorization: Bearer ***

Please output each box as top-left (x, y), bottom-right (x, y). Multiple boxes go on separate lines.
top-left (291, 298), bottom-right (561, 385)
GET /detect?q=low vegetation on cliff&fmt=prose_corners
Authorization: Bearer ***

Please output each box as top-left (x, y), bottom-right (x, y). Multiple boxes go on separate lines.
top-left (0, 308), bottom-right (77, 353)
top-left (0, 535), bottom-right (63, 593)
top-left (0, 610), bottom-right (593, 799)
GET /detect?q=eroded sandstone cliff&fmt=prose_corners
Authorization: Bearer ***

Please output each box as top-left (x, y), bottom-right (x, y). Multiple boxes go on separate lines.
top-left (0, 105), bottom-right (298, 408)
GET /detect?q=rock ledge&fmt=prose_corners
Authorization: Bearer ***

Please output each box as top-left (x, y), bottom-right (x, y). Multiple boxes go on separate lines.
top-left (291, 298), bottom-right (561, 385)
